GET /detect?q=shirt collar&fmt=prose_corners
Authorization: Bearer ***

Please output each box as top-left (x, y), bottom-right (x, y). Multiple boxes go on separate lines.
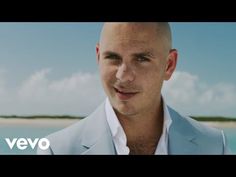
top-left (162, 97), bottom-right (172, 136)
top-left (105, 98), bottom-right (129, 154)
top-left (105, 97), bottom-right (123, 137)
top-left (154, 97), bottom-right (172, 154)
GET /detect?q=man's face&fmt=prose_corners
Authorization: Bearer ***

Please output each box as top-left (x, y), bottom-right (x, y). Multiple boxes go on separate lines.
top-left (96, 23), bottom-right (177, 117)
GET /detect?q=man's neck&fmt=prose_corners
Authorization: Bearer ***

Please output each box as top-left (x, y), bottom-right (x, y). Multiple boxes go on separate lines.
top-left (116, 99), bottom-right (164, 155)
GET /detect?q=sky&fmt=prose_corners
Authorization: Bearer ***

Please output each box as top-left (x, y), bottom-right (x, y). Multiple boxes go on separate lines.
top-left (0, 22), bottom-right (235, 117)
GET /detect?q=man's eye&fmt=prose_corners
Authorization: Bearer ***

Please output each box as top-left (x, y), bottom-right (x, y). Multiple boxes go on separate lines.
top-left (137, 57), bottom-right (150, 62)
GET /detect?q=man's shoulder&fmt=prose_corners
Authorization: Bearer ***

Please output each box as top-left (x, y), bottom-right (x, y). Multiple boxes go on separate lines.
top-left (47, 118), bottom-right (86, 142)
top-left (168, 106), bottom-right (226, 154)
top-left (168, 106), bottom-right (222, 137)
top-left (38, 118), bottom-right (87, 154)
top-left (38, 102), bottom-right (107, 154)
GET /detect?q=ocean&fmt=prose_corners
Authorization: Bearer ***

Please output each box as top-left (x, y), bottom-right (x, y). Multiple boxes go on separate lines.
top-left (0, 123), bottom-right (235, 154)
top-left (223, 128), bottom-right (236, 154)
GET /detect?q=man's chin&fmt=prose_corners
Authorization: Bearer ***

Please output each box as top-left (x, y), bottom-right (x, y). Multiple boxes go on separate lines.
top-left (114, 104), bottom-right (137, 116)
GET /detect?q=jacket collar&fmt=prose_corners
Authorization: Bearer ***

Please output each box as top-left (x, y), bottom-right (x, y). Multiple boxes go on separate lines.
top-left (80, 102), bottom-right (199, 155)
top-left (167, 106), bottom-right (198, 154)
top-left (81, 102), bottom-right (116, 154)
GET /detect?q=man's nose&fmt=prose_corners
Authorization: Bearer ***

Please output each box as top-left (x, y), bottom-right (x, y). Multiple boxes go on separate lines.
top-left (115, 63), bottom-right (135, 83)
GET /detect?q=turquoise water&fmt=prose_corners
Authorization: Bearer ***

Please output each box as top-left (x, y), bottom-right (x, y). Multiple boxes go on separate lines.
top-left (0, 125), bottom-right (235, 154)
top-left (0, 125), bottom-right (63, 154)
top-left (223, 128), bottom-right (236, 154)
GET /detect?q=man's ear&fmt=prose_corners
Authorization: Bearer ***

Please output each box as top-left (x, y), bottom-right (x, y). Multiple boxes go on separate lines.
top-left (96, 43), bottom-right (100, 64)
top-left (164, 49), bottom-right (178, 81)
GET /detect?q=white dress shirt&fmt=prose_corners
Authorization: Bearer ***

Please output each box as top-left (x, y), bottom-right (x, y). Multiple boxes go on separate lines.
top-left (105, 97), bottom-right (172, 155)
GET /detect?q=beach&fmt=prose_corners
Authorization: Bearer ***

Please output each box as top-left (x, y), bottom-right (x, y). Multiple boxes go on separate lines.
top-left (0, 118), bottom-right (79, 127)
top-left (0, 118), bottom-right (236, 128)
top-left (202, 121), bottom-right (236, 128)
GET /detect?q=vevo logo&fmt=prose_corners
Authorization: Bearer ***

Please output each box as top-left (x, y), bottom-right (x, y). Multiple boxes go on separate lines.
top-left (5, 138), bottom-right (50, 150)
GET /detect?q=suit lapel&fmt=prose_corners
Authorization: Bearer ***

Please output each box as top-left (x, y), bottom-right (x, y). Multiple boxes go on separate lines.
top-left (79, 103), bottom-right (202, 154)
top-left (167, 106), bottom-right (199, 154)
top-left (168, 126), bottom-right (198, 154)
top-left (81, 134), bottom-right (116, 155)
top-left (81, 103), bottom-right (116, 155)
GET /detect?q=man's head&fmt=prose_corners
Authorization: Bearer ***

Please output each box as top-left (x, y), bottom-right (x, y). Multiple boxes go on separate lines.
top-left (96, 22), bottom-right (177, 117)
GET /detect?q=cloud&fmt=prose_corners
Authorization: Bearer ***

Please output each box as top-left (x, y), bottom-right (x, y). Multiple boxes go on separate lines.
top-left (0, 69), bottom-right (235, 117)
top-left (18, 69), bottom-right (51, 102)
top-left (0, 69), bottom-right (106, 116)
top-left (162, 71), bottom-right (236, 117)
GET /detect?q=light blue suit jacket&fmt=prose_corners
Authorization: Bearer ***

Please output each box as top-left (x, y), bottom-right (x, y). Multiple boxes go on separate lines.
top-left (37, 102), bottom-right (230, 155)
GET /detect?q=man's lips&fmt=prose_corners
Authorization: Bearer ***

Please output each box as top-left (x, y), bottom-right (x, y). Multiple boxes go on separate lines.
top-left (114, 87), bottom-right (139, 100)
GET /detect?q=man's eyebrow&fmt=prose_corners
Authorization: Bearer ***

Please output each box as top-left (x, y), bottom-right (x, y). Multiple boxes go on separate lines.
top-left (132, 52), bottom-right (155, 58)
top-left (102, 51), bottom-right (122, 58)
top-left (102, 51), bottom-right (155, 59)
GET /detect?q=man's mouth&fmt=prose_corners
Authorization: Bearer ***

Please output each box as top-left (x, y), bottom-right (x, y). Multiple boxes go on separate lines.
top-left (114, 87), bottom-right (138, 100)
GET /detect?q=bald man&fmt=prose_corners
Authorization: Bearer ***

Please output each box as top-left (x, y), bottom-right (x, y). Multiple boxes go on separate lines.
top-left (37, 23), bottom-right (230, 155)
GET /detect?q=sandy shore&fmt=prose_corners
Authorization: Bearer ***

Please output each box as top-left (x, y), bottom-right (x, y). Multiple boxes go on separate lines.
top-left (0, 118), bottom-right (79, 127)
top-left (0, 118), bottom-right (236, 129)
top-left (202, 121), bottom-right (236, 128)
